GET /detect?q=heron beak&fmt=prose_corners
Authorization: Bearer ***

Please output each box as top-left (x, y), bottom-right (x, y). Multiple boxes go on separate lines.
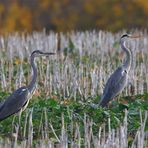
top-left (129, 34), bottom-right (143, 38)
top-left (42, 52), bottom-right (55, 58)
top-left (42, 52), bottom-right (55, 56)
top-left (45, 52), bottom-right (55, 55)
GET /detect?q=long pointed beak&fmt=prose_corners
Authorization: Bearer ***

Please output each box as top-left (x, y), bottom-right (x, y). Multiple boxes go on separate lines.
top-left (129, 34), bottom-right (143, 38)
top-left (42, 52), bottom-right (55, 55)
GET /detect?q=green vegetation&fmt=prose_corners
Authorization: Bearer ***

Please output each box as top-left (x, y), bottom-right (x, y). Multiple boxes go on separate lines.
top-left (0, 93), bottom-right (147, 147)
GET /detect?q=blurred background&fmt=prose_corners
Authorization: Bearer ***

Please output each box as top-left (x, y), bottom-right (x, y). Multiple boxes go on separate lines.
top-left (0, 0), bottom-right (148, 34)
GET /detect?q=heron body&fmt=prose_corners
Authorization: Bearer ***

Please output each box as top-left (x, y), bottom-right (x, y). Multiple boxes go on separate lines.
top-left (99, 66), bottom-right (128, 107)
top-left (0, 87), bottom-right (29, 121)
top-left (0, 50), bottom-right (55, 121)
top-left (99, 34), bottom-right (138, 107)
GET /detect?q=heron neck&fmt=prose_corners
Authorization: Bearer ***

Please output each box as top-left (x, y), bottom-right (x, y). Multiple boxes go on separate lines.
top-left (27, 55), bottom-right (37, 93)
top-left (120, 39), bottom-right (131, 71)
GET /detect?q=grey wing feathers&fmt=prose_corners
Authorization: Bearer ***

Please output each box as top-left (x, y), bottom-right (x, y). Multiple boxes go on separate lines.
top-left (0, 86), bottom-right (28, 121)
top-left (99, 67), bottom-right (127, 107)
top-left (0, 101), bottom-right (5, 112)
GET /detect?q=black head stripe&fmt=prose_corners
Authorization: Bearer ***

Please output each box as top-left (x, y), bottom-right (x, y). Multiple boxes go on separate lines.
top-left (121, 34), bottom-right (128, 38)
top-left (31, 50), bottom-right (43, 56)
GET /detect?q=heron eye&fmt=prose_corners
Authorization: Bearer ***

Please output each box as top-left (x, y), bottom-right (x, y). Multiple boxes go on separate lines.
top-left (122, 70), bottom-right (127, 75)
top-left (124, 70), bottom-right (127, 73)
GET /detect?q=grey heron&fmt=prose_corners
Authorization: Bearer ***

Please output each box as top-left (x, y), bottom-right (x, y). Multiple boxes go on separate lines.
top-left (99, 33), bottom-right (140, 107)
top-left (0, 50), bottom-right (55, 121)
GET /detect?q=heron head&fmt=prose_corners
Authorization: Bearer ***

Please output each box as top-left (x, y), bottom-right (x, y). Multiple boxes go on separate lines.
top-left (121, 33), bottom-right (142, 39)
top-left (121, 33), bottom-right (131, 39)
top-left (31, 50), bottom-right (55, 57)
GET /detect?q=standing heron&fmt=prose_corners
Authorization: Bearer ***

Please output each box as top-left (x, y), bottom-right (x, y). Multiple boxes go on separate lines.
top-left (99, 33), bottom-right (140, 107)
top-left (0, 50), bottom-right (55, 121)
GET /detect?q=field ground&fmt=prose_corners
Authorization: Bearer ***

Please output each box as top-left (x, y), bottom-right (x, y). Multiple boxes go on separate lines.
top-left (0, 31), bottom-right (147, 147)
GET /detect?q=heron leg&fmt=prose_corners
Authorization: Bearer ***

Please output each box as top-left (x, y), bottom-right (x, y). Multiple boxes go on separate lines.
top-left (18, 110), bottom-right (23, 138)
top-left (18, 110), bottom-right (22, 126)
top-left (117, 94), bottom-right (121, 103)
top-left (11, 115), bottom-right (16, 133)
